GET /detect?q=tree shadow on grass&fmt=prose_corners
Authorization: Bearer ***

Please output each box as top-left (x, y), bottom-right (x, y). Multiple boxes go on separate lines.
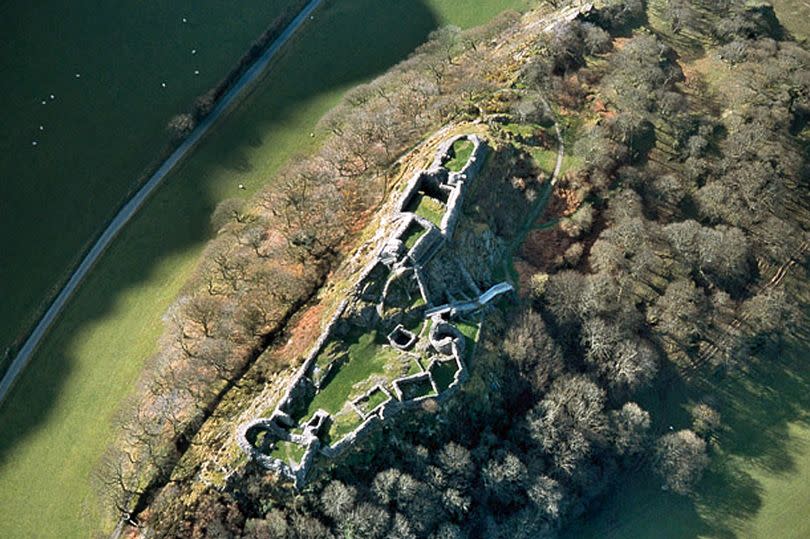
top-left (223, 152), bottom-right (255, 173)
top-left (696, 460), bottom-right (764, 536)
top-left (0, 0), bottom-right (466, 532)
top-left (562, 276), bottom-right (810, 539)
top-left (703, 342), bottom-right (810, 474)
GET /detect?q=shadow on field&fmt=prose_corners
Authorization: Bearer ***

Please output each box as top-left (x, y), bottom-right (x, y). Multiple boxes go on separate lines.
top-left (563, 279), bottom-right (810, 539)
top-left (0, 0), bottom-right (447, 491)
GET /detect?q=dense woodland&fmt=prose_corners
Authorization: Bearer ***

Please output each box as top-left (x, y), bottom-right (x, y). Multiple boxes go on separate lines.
top-left (101, 1), bottom-right (809, 537)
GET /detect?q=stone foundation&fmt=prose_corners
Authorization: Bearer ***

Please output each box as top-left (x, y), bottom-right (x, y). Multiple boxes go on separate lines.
top-left (236, 133), bottom-right (498, 488)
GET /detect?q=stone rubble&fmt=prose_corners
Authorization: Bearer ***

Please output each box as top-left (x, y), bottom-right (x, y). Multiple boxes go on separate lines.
top-left (236, 134), bottom-right (514, 488)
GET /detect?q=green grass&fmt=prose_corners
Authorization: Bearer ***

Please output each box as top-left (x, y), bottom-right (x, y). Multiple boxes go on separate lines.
top-left (308, 330), bottom-right (424, 424)
top-left (356, 386), bottom-right (390, 416)
top-left (0, 0), bottom-right (300, 358)
top-left (269, 439), bottom-right (306, 466)
top-left (402, 221), bottom-right (428, 250)
top-left (563, 424), bottom-right (810, 539)
top-left (0, 1), bottom-right (534, 536)
top-left (414, 193), bottom-right (447, 227)
top-left (562, 328), bottom-right (810, 539)
top-left (327, 409), bottom-right (364, 444)
top-left (501, 122), bottom-right (543, 138)
top-left (455, 319), bottom-right (479, 341)
top-left (530, 148), bottom-right (558, 175)
top-left (559, 153), bottom-right (584, 175)
top-left (305, 330), bottom-right (398, 417)
top-left (430, 359), bottom-right (459, 392)
top-left (314, 340), bottom-right (344, 371)
top-left (445, 139), bottom-right (474, 172)
top-left (455, 319), bottom-right (480, 360)
top-left (406, 356), bottom-right (424, 377)
top-left (522, 119), bottom-right (582, 179)
top-left (531, 147), bottom-right (583, 178)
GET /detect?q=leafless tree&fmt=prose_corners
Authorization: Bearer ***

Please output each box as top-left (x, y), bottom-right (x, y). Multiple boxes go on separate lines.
top-left (655, 429), bottom-right (709, 495)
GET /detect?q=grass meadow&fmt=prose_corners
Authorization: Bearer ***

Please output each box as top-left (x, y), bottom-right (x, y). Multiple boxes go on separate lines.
top-left (0, 0), bottom-right (299, 363)
top-left (0, 0), bottom-right (531, 536)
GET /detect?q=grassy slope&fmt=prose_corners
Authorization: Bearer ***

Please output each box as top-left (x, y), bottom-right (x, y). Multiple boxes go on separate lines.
top-left (0, 1), bottom-right (531, 536)
top-left (0, 0), bottom-right (299, 359)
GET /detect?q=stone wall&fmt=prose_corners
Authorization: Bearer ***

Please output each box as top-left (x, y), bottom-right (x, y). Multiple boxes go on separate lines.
top-left (319, 413), bottom-right (384, 458)
top-left (413, 266), bottom-right (432, 307)
top-left (276, 297), bottom-right (350, 416)
top-left (429, 318), bottom-right (465, 356)
top-left (408, 225), bottom-right (443, 266)
top-left (397, 172), bottom-right (426, 214)
top-left (351, 384), bottom-right (393, 419)
top-left (439, 135), bottom-right (487, 239)
top-left (236, 133), bottom-right (492, 488)
top-left (426, 281), bottom-right (514, 318)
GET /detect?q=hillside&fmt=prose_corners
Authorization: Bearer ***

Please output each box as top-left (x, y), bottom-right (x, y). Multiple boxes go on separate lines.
top-left (0, 0), bottom-right (304, 366)
top-left (95, 0), bottom-right (809, 537)
top-left (0, 2), bottom-right (535, 538)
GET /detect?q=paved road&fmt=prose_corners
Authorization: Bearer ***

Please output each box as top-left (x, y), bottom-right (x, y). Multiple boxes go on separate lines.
top-left (0, 0), bottom-right (324, 405)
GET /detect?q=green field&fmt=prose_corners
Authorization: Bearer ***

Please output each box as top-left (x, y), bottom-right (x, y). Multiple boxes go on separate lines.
top-left (445, 138), bottom-right (474, 171)
top-left (562, 328), bottom-right (810, 539)
top-left (414, 193), bottom-right (447, 226)
top-left (0, 0), bottom-right (301, 363)
top-left (0, 0), bottom-right (532, 536)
